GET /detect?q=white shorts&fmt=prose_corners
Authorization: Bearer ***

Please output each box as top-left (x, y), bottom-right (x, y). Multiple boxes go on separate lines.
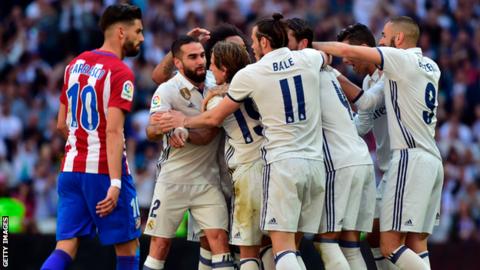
top-left (144, 182), bottom-right (228, 238)
top-left (380, 149), bottom-right (443, 234)
top-left (261, 158), bottom-right (325, 233)
top-left (230, 160), bottom-right (264, 246)
top-left (374, 173), bottom-right (387, 219)
top-left (187, 211), bottom-right (203, 242)
top-left (319, 165), bottom-right (376, 233)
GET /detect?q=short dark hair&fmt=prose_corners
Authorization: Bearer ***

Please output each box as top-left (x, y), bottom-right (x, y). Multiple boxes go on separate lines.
top-left (337, 23), bottom-right (376, 47)
top-left (171, 35), bottom-right (200, 58)
top-left (254, 13), bottom-right (289, 49)
top-left (99, 4), bottom-right (142, 33)
top-left (211, 41), bottom-right (251, 83)
top-left (286, 18), bottom-right (314, 48)
top-left (204, 24), bottom-right (250, 68)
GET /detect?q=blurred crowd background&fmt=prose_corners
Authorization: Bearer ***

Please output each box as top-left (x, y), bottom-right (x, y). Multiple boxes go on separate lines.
top-left (0, 0), bottom-right (479, 243)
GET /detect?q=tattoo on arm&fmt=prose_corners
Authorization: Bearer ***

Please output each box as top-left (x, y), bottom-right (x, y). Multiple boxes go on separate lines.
top-left (163, 61), bottom-right (174, 76)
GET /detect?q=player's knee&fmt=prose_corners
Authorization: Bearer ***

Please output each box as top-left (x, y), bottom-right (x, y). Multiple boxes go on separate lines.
top-left (150, 237), bottom-right (172, 253)
top-left (115, 239), bottom-right (139, 256)
top-left (56, 239), bottom-right (79, 258)
top-left (205, 229), bottom-right (228, 243)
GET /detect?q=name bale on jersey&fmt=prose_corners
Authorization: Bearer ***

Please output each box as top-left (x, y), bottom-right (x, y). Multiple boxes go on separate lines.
top-left (273, 58), bottom-right (294, 71)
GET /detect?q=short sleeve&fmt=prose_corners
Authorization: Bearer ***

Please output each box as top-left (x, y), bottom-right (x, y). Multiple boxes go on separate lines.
top-left (302, 48), bottom-right (324, 71)
top-left (227, 69), bottom-right (253, 103)
top-left (376, 47), bottom-right (410, 80)
top-left (109, 67), bottom-right (135, 112)
top-left (149, 85), bottom-right (173, 114)
top-left (59, 65), bottom-right (70, 105)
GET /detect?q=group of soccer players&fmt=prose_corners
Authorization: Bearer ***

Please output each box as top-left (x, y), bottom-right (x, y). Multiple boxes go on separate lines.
top-left (40, 3), bottom-right (443, 270)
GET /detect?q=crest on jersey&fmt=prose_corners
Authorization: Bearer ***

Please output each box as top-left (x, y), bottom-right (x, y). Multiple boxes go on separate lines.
top-left (179, 87), bottom-right (191, 100)
top-left (147, 219), bottom-right (155, 230)
top-left (121, 80), bottom-right (134, 101)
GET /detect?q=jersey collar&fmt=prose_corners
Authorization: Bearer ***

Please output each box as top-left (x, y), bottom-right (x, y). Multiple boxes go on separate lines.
top-left (407, 47), bottom-right (423, 56)
top-left (259, 47), bottom-right (290, 63)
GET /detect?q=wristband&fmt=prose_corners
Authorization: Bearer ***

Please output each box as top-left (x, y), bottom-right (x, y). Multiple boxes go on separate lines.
top-left (110, 178), bottom-right (121, 189)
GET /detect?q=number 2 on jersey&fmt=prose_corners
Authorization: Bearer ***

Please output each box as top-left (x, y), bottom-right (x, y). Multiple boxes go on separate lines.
top-left (279, 75), bottom-right (306, 123)
top-left (422, 83), bottom-right (436, 124)
top-left (66, 83), bottom-right (100, 131)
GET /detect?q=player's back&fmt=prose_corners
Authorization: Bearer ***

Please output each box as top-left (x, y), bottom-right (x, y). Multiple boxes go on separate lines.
top-left (60, 50), bottom-right (134, 174)
top-left (228, 48), bottom-right (324, 164)
top-left (378, 47), bottom-right (441, 159)
top-left (319, 68), bottom-right (372, 170)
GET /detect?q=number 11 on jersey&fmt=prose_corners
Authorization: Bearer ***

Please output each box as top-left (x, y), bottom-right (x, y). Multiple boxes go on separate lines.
top-left (279, 75), bottom-right (306, 124)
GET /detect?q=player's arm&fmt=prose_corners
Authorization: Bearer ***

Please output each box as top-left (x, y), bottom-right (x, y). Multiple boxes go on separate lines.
top-left (146, 112), bottom-right (166, 141)
top-left (312, 41), bottom-right (382, 66)
top-left (354, 78), bottom-right (385, 111)
top-left (158, 97), bottom-right (241, 132)
top-left (188, 127), bottom-right (220, 145)
top-left (56, 103), bottom-right (68, 139)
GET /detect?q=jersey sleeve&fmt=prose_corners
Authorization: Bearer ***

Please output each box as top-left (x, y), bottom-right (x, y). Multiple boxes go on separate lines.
top-left (376, 47), bottom-right (410, 80)
top-left (109, 67), bottom-right (135, 112)
top-left (302, 48), bottom-right (325, 71)
top-left (353, 110), bottom-right (373, 136)
top-left (59, 65), bottom-right (70, 105)
top-left (149, 84), bottom-right (173, 114)
top-left (227, 69), bottom-right (253, 103)
top-left (354, 78), bottom-right (385, 111)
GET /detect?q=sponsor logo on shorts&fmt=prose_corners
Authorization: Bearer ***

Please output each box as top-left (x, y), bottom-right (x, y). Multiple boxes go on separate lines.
top-left (404, 219), bottom-right (414, 226)
top-left (436, 213), bottom-right (440, 220)
top-left (234, 232), bottom-right (241, 239)
top-left (338, 218), bottom-right (344, 225)
top-left (268, 218), bottom-right (277, 225)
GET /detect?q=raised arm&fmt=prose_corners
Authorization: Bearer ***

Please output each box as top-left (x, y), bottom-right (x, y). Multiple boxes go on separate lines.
top-left (312, 42), bottom-right (382, 66)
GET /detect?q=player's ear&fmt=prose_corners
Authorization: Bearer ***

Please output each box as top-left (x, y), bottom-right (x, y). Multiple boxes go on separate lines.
top-left (260, 36), bottom-right (268, 49)
top-left (396, 32), bottom-right (404, 46)
top-left (173, 57), bottom-right (183, 70)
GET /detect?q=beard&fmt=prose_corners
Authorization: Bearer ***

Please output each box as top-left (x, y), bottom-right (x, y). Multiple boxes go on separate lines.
top-left (123, 39), bottom-right (141, 57)
top-left (184, 66), bottom-right (206, 83)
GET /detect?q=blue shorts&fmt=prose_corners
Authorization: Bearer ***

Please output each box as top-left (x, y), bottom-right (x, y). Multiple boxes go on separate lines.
top-left (56, 172), bottom-right (141, 245)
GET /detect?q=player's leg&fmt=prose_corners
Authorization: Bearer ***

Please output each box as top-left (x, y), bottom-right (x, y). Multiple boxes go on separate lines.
top-left (191, 184), bottom-right (234, 269)
top-left (115, 239), bottom-right (140, 270)
top-left (405, 233), bottom-right (430, 268)
top-left (339, 231), bottom-right (367, 270)
top-left (199, 236), bottom-right (213, 270)
top-left (380, 149), bottom-right (433, 270)
top-left (259, 237), bottom-right (275, 270)
top-left (42, 172), bottom-right (95, 270)
top-left (143, 183), bottom-right (189, 270)
top-left (230, 161), bottom-right (264, 270)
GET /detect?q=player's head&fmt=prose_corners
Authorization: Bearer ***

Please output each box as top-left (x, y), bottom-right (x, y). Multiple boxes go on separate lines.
top-left (210, 41), bottom-right (251, 84)
top-left (99, 4), bottom-right (144, 57)
top-left (380, 16), bottom-right (420, 49)
top-left (286, 18), bottom-right (313, 50)
top-left (171, 35), bottom-right (206, 84)
top-left (251, 13), bottom-right (289, 61)
top-left (337, 23), bottom-right (376, 75)
top-left (204, 24), bottom-right (250, 68)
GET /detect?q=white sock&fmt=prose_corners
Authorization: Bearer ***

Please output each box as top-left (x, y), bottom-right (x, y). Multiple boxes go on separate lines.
top-left (211, 253), bottom-right (234, 270)
top-left (260, 245), bottom-right (275, 270)
top-left (371, 247), bottom-right (391, 270)
top-left (339, 241), bottom-right (367, 270)
top-left (388, 245), bottom-right (428, 270)
top-left (417, 251), bottom-right (430, 269)
top-left (274, 250), bottom-right (301, 270)
top-left (199, 247), bottom-right (212, 270)
top-left (313, 240), bottom-right (350, 270)
top-left (143, 256), bottom-right (165, 270)
top-left (239, 258), bottom-right (260, 270)
top-left (296, 252), bottom-right (306, 270)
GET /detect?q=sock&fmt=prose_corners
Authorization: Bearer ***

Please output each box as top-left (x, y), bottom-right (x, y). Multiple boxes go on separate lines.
top-left (117, 255), bottom-right (139, 270)
top-left (388, 245), bottom-right (428, 270)
top-left (417, 251), bottom-right (430, 269)
top-left (239, 258), bottom-right (260, 270)
top-left (143, 256), bottom-right (165, 270)
top-left (371, 247), bottom-right (390, 269)
top-left (339, 240), bottom-right (367, 270)
top-left (313, 239), bottom-right (349, 270)
top-left (260, 245), bottom-right (275, 270)
top-left (274, 250), bottom-right (301, 270)
top-left (296, 251), bottom-right (306, 270)
top-left (211, 253), bottom-right (235, 269)
top-left (41, 249), bottom-right (73, 270)
top-left (199, 247), bottom-right (212, 270)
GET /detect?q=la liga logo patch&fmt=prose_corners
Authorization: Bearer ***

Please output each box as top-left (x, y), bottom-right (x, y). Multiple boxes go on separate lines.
top-left (121, 80), bottom-right (134, 101)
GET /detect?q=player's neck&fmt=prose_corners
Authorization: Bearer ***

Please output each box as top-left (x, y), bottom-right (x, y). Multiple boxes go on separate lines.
top-left (99, 41), bottom-right (123, 59)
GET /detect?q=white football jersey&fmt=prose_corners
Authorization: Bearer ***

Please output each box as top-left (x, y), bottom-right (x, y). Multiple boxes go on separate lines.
top-left (228, 48), bottom-right (324, 164)
top-left (219, 97), bottom-right (264, 169)
top-left (150, 72), bottom-right (221, 185)
top-left (377, 47), bottom-right (441, 159)
top-left (320, 67), bottom-right (372, 171)
top-left (353, 70), bottom-right (391, 172)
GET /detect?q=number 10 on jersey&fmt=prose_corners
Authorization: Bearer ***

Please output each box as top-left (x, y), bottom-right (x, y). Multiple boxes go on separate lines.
top-left (279, 75), bottom-right (306, 124)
